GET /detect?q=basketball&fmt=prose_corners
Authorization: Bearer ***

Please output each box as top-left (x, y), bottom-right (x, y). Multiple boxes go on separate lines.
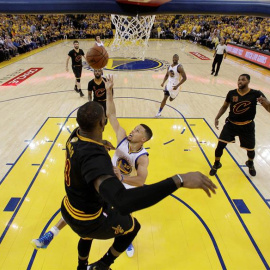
top-left (86, 46), bottom-right (109, 69)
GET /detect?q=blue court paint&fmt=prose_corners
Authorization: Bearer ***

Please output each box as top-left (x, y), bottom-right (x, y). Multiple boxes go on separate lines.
top-left (184, 149), bottom-right (191, 151)
top-left (163, 139), bottom-right (174, 145)
top-left (46, 140), bottom-right (53, 142)
top-left (189, 124), bottom-right (196, 126)
top-left (67, 127), bottom-right (72, 134)
top-left (62, 148), bottom-right (66, 150)
top-left (31, 164), bottom-right (40, 166)
top-left (145, 147), bottom-right (150, 150)
top-left (233, 200), bottom-right (251, 214)
top-left (181, 127), bottom-right (186, 134)
top-left (4, 198), bottom-right (21, 212)
top-left (199, 141), bottom-right (206, 144)
top-left (240, 165), bottom-right (248, 167)
top-left (6, 163), bottom-right (13, 166)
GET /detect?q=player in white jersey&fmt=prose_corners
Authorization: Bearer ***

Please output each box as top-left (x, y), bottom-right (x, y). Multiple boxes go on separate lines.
top-left (95, 35), bottom-right (104, 47)
top-left (106, 75), bottom-right (153, 257)
top-left (156, 54), bottom-right (187, 117)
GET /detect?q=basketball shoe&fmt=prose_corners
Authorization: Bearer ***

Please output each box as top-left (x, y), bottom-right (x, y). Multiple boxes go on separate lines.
top-left (87, 261), bottom-right (111, 270)
top-left (31, 231), bottom-right (54, 249)
top-left (126, 243), bottom-right (135, 257)
top-left (155, 112), bottom-right (161, 117)
top-left (245, 161), bottom-right (256, 176)
top-left (209, 162), bottom-right (222, 176)
top-left (74, 85), bottom-right (79, 93)
top-left (79, 90), bottom-right (84, 97)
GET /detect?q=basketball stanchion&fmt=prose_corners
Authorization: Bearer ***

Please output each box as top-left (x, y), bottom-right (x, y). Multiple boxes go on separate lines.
top-left (110, 14), bottom-right (156, 60)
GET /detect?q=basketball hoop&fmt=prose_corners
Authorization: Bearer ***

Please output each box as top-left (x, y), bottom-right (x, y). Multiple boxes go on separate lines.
top-left (110, 14), bottom-right (155, 60)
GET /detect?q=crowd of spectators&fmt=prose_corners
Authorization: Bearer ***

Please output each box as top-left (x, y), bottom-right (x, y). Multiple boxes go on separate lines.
top-left (1, 14), bottom-right (270, 63)
top-left (0, 14), bottom-right (113, 62)
top-left (152, 15), bottom-right (270, 52)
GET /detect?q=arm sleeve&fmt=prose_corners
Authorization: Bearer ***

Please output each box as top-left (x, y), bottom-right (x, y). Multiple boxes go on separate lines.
top-left (99, 176), bottom-right (178, 215)
top-left (68, 50), bottom-right (72, 57)
top-left (81, 49), bottom-right (85, 56)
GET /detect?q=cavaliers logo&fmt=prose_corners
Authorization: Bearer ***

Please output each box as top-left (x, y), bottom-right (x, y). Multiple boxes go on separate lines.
top-left (117, 158), bottom-right (132, 175)
top-left (233, 101), bottom-right (251, 114)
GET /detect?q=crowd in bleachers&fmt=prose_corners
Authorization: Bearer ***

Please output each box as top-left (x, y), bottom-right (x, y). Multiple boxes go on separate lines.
top-left (0, 14), bottom-right (113, 62)
top-left (1, 14), bottom-right (270, 63)
top-left (152, 15), bottom-right (270, 52)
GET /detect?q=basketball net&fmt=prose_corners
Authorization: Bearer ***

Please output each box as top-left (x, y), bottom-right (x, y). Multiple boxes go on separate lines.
top-left (110, 14), bottom-right (156, 60)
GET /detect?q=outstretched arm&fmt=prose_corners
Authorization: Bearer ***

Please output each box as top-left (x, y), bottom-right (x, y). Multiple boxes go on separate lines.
top-left (105, 75), bottom-right (126, 144)
top-left (94, 172), bottom-right (217, 216)
top-left (215, 101), bottom-right (229, 129)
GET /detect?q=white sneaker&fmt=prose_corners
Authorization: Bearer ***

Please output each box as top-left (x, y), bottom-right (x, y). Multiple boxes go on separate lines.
top-left (155, 112), bottom-right (161, 117)
top-left (126, 243), bottom-right (134, 257)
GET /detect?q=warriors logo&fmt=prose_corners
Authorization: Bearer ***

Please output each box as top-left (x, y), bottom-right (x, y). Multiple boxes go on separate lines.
top-left (84, 57), bottom-right (169, 72)
top-left (116, 157), bottom-right (132, 175)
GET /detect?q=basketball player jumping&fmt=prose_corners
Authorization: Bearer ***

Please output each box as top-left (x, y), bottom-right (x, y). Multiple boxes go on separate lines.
top-left (66, 40), bottom-right (86, 97)
top-left (156, 54), bottom-right (187, 117)
top-left (31, 75), bottom-right (152, 259)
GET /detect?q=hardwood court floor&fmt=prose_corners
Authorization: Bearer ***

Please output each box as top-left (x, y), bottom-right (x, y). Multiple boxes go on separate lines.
top-left (0, 40), bottom-right (270, 269)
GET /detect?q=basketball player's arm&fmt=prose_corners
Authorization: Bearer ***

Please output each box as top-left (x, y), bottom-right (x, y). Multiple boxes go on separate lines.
top-left (88, 91), bottom-right (92, 101)
top-left (174, 65), bottom-right (187, 90)
top-left (214, 101), bottom-right (229, 129)
top-left (66, 56), bottom-right (70, 72)
top-left (161, 68), bottom-right (169, 87)
top-left (122, 155), bottom-right (149, 187)
top-left (94, 172), bottom-right (217, 216)
top-left (257, 96), bottom-right (270, 112)
top-left (105, 76), bottom-right (126, 143)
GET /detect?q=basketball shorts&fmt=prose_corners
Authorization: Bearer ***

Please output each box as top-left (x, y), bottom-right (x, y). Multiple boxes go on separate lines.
top-left (61, 201), bottom-right (135, 239)
top-left (164, 84), bottom-right (181, 99)
top-left (72, 65), bottom-right (82, 79)
top-left (219, 120), bottom-right (255, 150)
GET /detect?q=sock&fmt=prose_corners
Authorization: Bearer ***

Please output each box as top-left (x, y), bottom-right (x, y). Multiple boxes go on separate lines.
top-left (247, 159), bottom-right (254, 166)
top-left (75, 85), bottom-right (78, 89)
top-left (214, 159), bottom-right (220, 166)
top-left (50, 226), bottom-right (60, 237)
top-left (158, 107), bottom-right (163, 113)
top-left (100, 248), bottom-right (117, 266)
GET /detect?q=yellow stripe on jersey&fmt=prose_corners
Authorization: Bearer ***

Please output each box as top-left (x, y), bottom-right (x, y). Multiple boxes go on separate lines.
top-left (63, 196), bottom-right (103, 221)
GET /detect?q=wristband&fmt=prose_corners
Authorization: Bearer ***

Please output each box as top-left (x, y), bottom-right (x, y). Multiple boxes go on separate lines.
top-left (176, 174), bottom-right (184, 187)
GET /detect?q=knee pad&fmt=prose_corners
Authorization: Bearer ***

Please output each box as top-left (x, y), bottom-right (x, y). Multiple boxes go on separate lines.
top-left (76, 78), bottom-right (81, 83)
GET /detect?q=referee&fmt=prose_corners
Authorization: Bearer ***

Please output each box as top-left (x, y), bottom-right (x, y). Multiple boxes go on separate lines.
top-left (211, 38), bottom-right (227, 76)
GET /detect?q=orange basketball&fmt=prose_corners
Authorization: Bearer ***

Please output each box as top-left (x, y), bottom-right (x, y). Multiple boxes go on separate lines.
top-left (86, 46), bottom-right (109, 69)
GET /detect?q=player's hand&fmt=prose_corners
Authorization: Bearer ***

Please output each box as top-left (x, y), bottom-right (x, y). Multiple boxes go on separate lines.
top-left (113, 166), bottom-right (122, 181)
top-left (215, 118), bottom-right (219, 129)
top-left (66, 67), bottom-right (69, 72)
top-left (173, 86), bottom-right (178, 90)
top-left (257, 95), bottom-right (268, 106)
top-left (102, 140), bottom-right (115, 151)
top-left (161, 83), bottom-right (164, 87)
top-left (180, 172), bottom-right (217, 197)
top-left (103, 75), bottom-right (113, 91)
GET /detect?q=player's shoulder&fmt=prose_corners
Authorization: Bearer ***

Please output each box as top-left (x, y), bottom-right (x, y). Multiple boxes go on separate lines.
top-left (68, 49), bottom-right (74, 54)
